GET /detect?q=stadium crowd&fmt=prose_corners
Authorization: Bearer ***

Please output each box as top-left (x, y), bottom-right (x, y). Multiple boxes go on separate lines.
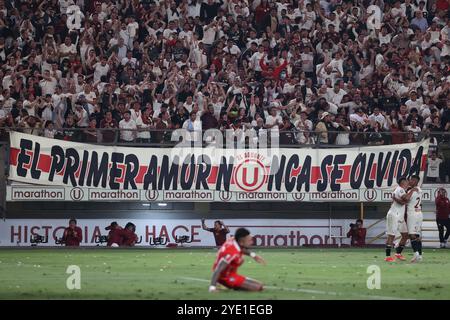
top-left (0, 0), bottom-right (449, 153)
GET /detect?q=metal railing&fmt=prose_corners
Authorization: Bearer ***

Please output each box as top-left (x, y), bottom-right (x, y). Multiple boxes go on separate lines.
top-left (1, 126), bottom-right (448, 148)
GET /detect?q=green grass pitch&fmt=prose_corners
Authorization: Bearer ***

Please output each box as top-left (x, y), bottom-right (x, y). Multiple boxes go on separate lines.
top-left (0, 248), bottom-right (449, 300)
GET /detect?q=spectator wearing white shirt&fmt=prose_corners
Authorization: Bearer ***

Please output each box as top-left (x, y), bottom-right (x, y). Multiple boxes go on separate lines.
top-left (74, 104), bottom-right (89, 128)
top-left (182, 111), bottom-right (202, 142)
top-left (326, 83), bottom-right (347, 105)
top-left (59, 36), bottom-right (77, 61)
top-left (119, 111), bottom-right (137, 142)
top-left (130, 101), bottom-right (142, 122)
top-left (427, 152), bottom-right (443, 182)
top-left (294, 111), bottom-right (313, 132)
top-left (406, 119), bottom-right (422, 140)
top-left (93, 56), bottom-right (110, 83)
top-left (265, 107), bottom-right (283, 129)
top-left (405, 91), bottom-right (422, 112)
top-left (223, 39), bottom-right (241, 56)
top-left (250, 45), bottom-right (265, 74)
top-left (202, 21), bottom-right (217, 46)
top-left (121, 51), bottom-right (137, 68)
top-left (39, 70), bottom-right (58, 96)
top-left (368, 107), bottom-right (386, 129)
top-left (350, 108), bottom-right (369, 127)
top-left (135, 107), bottom-right (153, 143)
top-left (188, 0), bottom-right (202, 18)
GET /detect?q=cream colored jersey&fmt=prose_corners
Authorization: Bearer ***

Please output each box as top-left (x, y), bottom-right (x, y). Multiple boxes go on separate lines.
top-left (389, 186), bottom-right (406, 213)
top-left (406, 187), bottom-right (422, 215)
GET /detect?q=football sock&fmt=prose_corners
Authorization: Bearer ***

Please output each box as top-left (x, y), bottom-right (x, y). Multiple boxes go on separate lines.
top-left (411, 239), bottom-right (419, 253)
top-left (396, 245), bottom-right (404, 254)
top-left (418, 241), bottom-right (422, 255)
top-left (385, 245), bottom-right (392, 257)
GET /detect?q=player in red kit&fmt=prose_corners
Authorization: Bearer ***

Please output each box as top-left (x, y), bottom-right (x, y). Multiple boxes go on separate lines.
top-left (209, 228), bottom-right (265, 292)
top-left (63, 219), bottom-right (83, 246)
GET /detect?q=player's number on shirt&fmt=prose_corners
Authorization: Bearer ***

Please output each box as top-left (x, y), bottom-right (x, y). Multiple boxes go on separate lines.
top-left (414, 197), bottom-right (421, 210)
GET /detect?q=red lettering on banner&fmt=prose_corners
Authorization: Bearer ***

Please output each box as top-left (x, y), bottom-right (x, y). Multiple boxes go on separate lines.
top-left (191, 225), bottom-right (201, 243)
top-left (172, 225), bottom-right (189, 240)
top-left (159, 225), bottom-right (170, 241)
top-left (53, 226), bottom-right (66, 240)
top-left (91, 226), bottom-right (102, 243)
top-left (146, 225), bottom-right (156, 242)
top-left (297, 231), bottom-right (308, 246)
top-left (11, 225), bottom-right (21, 243)
top-left (310, 235), bottom-right (323, 245)
top-left (42, 226), bottom-right (52, 239)
top-left (274, 235), bottom-right (287, 246)
top-left (30, 226), bottom-right (40, 236)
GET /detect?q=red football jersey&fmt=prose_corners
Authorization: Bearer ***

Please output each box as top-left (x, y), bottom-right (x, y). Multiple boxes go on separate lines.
top-left (213, 238), bottom-right (244, 276)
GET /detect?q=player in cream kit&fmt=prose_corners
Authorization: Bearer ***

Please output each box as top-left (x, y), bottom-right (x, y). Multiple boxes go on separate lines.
top-left (406, 175), bottom-right (423, 263)
top-left (385, 177), bottom-right (417, 262)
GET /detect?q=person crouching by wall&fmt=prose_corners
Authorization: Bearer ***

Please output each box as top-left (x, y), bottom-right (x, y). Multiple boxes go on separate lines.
top-left (105, 221), bottom-right (122, 247)
top-left (63, 219), bottom-right (83, 246)
top-left (346, 219), bottom-right (367, 247)
top-left (120, 222), bottom-right (138, 247)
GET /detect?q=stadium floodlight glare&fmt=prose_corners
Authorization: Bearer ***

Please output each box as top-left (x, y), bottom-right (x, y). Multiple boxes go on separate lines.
top-left (157, 203), bottom-right (168, 207)
top-left (142, 203), bottom-right (151, 207)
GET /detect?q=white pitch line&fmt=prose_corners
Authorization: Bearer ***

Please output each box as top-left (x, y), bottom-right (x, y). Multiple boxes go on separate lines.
top-left (179, 277), bottom-right (412, 300)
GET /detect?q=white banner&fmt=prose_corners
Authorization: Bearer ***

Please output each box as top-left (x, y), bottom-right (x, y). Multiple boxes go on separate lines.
top-left (0, 219), bottom-right (363, 247)
top-left (8, 132), bottom-right (429, 200)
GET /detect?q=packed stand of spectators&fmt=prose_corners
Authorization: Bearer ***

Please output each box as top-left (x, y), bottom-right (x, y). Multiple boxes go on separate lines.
top-left (0, 0), bottom-right (448, 151)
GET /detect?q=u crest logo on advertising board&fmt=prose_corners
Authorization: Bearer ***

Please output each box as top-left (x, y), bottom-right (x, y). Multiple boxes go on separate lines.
top-left (292, 193), bottom-right (306, 201)
top-left (145, 190), bottom-right (159, 201)
top-left (219, 191), bottom-right (233, 202)
top-left (70, 187), bottom-right (84, 201)
top-left (364, 189), bottom-right (377, 202)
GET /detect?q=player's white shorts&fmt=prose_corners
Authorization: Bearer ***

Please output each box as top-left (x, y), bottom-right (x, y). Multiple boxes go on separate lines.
top-left (386, 210), bottom-right (407, 236)
top-left (407, 212), bottom-right (423, 235)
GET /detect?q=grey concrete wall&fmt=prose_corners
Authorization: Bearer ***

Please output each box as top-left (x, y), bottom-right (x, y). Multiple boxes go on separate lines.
top-left (4, 201), bottom-right (390, 220)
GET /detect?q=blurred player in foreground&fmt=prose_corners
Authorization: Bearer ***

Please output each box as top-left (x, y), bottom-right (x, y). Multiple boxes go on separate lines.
top-left (209, 228), bottom-right (266, 292)
top-left (385, 177), bottom-right (417, 262)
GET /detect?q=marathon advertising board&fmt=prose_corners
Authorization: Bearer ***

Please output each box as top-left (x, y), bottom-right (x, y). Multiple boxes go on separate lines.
top-left (8, 132), bottom-right (430, 202)
top-left (0, 218), bottom-right (358, 247)
top-left (6, 184), bottom-right (449, 202)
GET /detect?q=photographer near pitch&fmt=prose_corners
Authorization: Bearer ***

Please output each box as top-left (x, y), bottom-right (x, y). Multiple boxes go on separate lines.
top-left (201, 219), bottom-right (230, 246)
top-left (435, 188), bottom-right (450, 248)
top-left (346, 219), bottom-right (366, 247)
top-left (63, 219), bottom-right (83, 247)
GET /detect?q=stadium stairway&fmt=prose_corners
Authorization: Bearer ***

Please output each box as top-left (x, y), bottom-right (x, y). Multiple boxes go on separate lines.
top-left (421, 202), bottom-right (441, 248)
